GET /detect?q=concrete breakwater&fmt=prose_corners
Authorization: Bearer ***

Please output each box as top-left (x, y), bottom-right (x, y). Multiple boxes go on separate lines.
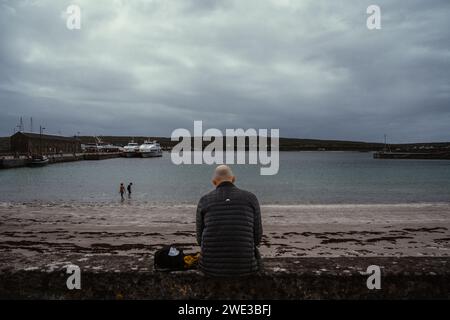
top-left (0, 256), bottom-right (449, 299)
top-left (373, 151), bottom-right (450, 160)
top-left (0, 158), bottom-right (27, 169)
top-left (83, 152), bottom-right (122, 160)
top-left (0, 152), bottom-right (122, 169)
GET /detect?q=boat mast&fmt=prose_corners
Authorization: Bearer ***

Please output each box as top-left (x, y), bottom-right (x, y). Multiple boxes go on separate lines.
top-left (383, 134), bottom-right (391, 152)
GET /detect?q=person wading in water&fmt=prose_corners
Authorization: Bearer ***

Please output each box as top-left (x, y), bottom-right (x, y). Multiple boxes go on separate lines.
top-left (119, 183), bottom-right (125, 200)
top-left (127, 182), bottom-right (133, 198)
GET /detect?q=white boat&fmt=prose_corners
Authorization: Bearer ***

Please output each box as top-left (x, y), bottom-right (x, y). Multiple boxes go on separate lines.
top-left (122, 141), bottom-right (140, 158)
top-left (139, 140), bottom-right (162, 158)
top-left (100, 143), bottom-right (122, 153)
top-left (82, 143), bottom-right (102, 153)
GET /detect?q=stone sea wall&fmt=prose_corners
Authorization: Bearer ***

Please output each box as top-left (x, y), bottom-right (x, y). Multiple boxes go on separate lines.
top-left (0, 257), bottom-right (449, 299)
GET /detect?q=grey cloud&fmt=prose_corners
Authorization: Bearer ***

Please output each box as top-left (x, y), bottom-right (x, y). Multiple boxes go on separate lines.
top-left (0, 0), bottom-right (449, 143)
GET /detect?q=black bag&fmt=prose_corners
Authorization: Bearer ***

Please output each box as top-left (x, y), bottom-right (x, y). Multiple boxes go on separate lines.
top-left (154, 245), bottom-right (186, 271)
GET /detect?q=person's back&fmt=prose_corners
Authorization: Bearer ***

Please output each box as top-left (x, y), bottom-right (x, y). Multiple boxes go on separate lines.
top-left (196, 165), bottom-right (262, 277)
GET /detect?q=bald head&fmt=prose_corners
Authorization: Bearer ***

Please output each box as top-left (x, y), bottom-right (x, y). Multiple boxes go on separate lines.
top-left (212, 165), bottom-right (235, 186)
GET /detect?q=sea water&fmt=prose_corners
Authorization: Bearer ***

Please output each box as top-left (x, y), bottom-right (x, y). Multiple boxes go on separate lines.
top-left (0, 152), bottom-right (449, 204)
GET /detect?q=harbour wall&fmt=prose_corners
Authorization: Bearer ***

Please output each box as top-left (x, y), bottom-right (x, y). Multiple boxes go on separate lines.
top-left (0, 158), bottom-right (27, 169)
top-left (0, 152), bottom-right (123, 169)
top-left (374, 152), bottom-right (450, 160)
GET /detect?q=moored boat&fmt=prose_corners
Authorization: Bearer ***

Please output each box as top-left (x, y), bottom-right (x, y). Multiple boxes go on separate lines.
top-left (139, 140), bottom-right (162, 158)
top-left (122, 141), bottom-right (140, 157)
top-left (28, 155), bottom-right (49, 167)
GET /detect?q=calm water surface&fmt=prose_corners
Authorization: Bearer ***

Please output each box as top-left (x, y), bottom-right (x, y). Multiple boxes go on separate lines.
top-left (1, 152), bottom-right (449, 204)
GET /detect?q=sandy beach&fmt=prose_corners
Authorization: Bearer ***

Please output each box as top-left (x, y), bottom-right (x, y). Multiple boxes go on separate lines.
top-left (1, 202), bottom-right (449, 270)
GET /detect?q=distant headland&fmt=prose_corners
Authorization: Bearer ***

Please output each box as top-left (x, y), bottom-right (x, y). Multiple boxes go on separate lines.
top-left (1, 135), bottom-right (450, 154)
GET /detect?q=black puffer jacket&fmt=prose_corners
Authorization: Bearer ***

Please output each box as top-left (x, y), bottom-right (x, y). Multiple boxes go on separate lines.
top-left (196, 181), bottom-right (262, 277)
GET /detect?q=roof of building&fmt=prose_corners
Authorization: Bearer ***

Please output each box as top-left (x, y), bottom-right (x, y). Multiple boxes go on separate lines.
top-left (11, 131), bottom-right (80, 142)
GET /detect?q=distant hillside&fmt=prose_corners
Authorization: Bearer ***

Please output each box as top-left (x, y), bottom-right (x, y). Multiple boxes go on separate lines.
top-left (78, 135), bottom-right (384, 151)
top-left (2, 135), bottom-right (449, 153)
top-left (78, 136), bottom-right (450, 152)
top-left (277, 138), bottom-right (383, 151)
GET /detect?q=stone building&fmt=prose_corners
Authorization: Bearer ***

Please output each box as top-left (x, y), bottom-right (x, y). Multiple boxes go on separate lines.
top-left (10, 132), bottom-right (81, 155)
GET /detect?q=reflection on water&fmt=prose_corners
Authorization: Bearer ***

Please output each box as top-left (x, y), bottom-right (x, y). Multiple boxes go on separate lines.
top-left (0, 152), bottom-right (449, 204)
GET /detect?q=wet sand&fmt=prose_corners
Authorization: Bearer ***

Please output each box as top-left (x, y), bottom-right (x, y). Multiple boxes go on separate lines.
top-left (1, 202), bottom-right (450, 269)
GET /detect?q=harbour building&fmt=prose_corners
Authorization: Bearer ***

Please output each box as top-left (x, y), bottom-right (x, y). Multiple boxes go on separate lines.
top-left (10, 132), bottom-right (81, 155)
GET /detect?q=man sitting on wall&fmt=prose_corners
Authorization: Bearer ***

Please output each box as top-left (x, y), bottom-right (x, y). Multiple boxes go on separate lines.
top-left (196, 165), bottom-right (263, 277)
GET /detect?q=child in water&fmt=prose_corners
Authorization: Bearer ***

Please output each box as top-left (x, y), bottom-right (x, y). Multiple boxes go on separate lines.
top-left (119, 183), bottom-right (125, 200)
top-left (127, 182), bottom-right (133, 197)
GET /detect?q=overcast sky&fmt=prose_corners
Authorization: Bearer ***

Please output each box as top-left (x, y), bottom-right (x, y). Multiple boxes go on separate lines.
top-left (0, 0), bottom-right (449, 143)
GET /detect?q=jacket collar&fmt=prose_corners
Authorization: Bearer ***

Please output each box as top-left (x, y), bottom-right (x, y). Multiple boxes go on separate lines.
top-left (216, 181), bottom-right (235, 189)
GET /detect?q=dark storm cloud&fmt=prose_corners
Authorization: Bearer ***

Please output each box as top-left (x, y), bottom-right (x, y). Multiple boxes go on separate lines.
top-left (0, 0), bottom-right (449, 142)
